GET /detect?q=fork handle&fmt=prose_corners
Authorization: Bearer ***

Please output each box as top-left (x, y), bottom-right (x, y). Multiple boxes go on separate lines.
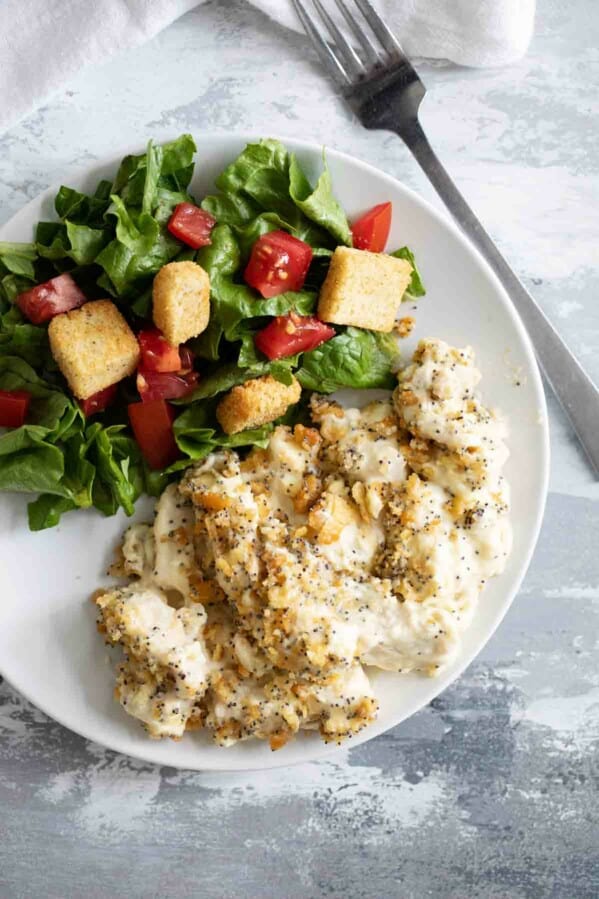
top-left (397, 118), bottom-right (599, 475)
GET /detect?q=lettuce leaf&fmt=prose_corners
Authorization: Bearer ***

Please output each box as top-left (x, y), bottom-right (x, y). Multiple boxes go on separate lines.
top-left (297, 328), bottom-right (398, 393)
top-left (27, 494), bottom-right (78, 531)
top-left (112, 134), bottom-right (196, 206)
top-left (94, 161), bottom-right (188, 297)
top-left (0, 306), bottom-right (54, 367)
top-left (0, 358), bottom-right (82, 500)
top-left (202, 139), bottom-right (351, 248)
top-left (0, 428), bottom-right (69, 495)
top-left (0, 242), bottom-right (38, 279)
top-left (0, 357), bottom-right (150, 529)
top-left (54, 180), bottom-right (112, 226)
top-left (390, 246), bottom-right (426, 298)
top-left (173, 402), bottom-right (273, 461)
top-left (0, 272), bottom-right (36, 309)
top-left (288, 154), bottom-right (351, 246)
top-left (36, 220), bottom-right (109, 266)
top-left (25, 423), bottom-right (151, 530)
top-left (90, 425), bottom-right (145, 517)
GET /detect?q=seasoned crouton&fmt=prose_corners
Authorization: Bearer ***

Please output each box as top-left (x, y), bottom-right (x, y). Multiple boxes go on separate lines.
top-left (153, 260), bottom-right (210, 345)
top-left (48, 300), bottom-right (139, 399)
top-left (216, 375), bottom-right (301, 435)
top-left (317, 247), bottom-right (412, 333)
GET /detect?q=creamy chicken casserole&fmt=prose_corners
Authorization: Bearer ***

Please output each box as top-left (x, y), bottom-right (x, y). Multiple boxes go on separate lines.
top-left (95, 338), bottom-right (512, 750)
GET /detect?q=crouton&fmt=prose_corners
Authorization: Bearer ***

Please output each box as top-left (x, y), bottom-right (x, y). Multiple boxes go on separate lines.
top-left (48, 300), bottom-right (140, 399)
top-left (153, 260), bottom-right (210, 345)
top-left (216, 375), bottom-right (302, 435)
top-left (317, 247), bottom-right (412, 333)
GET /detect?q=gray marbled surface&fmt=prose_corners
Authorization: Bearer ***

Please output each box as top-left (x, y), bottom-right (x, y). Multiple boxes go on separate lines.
top-left (1, 2), bottom-right (598, 897)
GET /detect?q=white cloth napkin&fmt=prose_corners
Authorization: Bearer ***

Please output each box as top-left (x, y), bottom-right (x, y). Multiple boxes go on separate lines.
top-left (0, 0), bottom-right (535, 135)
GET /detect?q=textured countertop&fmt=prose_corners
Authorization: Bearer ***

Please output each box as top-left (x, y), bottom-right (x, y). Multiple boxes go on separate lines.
top-left (1, 1), bottom-right (598, 897)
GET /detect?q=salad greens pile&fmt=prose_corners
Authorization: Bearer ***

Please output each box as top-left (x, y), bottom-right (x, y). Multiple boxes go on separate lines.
top-left (0, 134), bottom-right (424, 531)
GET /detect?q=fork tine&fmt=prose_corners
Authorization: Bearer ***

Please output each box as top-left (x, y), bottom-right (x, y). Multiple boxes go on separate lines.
top-left (332, 0), bottom-right (382, 66)
top-left (352, 0), bottom-right (406, 57)
top-left (291, 0), bottom-right (352, 85)
top-left (311, 0), bottom-right (366, 76)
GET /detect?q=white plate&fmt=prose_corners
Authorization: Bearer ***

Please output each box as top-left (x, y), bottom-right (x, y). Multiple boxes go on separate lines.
top-left (0, 134), bottom-right (549, 771)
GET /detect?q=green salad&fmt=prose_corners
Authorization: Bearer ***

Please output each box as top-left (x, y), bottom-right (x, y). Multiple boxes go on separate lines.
top-left (0, 134), bottom-right (424, 531)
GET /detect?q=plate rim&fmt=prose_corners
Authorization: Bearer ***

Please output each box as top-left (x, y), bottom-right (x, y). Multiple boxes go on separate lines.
top-left (0, 131), bottom-right (550, 771)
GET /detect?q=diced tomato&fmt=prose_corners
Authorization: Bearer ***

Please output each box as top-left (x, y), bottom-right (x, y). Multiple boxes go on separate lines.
top-left (138, 328), bottom-right (181, 373)
top-left (0, 389), bottom-right (31, 428)
top-left (167, 203), bottom-right (216, 249)
top-left (128, 400), bottom-right (179, 470)
top-left (137, 369), bottom-right (198, 403)
top-left (244, 231), bottom-right (313, 298)
top-left (351, 202), bottom-right (392, 253)
top-left (16, 273), bottom-right (87, 325)
top-left (178, 345), bottom-right (195, 373)
top-left (79, 384), bottom-right (118, 418)
top-left (255, 312), bottom-right (335, 360)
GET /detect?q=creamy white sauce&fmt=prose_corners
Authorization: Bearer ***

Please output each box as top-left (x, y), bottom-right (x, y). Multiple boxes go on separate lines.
top-left (95, 338), bottom-right (512, 747)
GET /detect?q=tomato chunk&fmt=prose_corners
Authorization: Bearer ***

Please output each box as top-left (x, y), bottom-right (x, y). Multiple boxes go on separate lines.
top-left (244, 231), bottom-right (313, 298)
top-left (137, 369), bottom-right (198, 403)
top-left (128, 400), bottom-right (179, 470)
top-left (138, 328), bottom-right (181, 373)
top-left (255, 312), bottom-right (335, 360)
top-left (16, 273), bottom-right (87, 324)
top-left (0, 389), bottom-right (31, 428)
top-left (79, 384), bottom-right (118, 418)
top-left (351, 202), bottom-right (392, 253)
top-left (167, 203), bottom-right (216, 249)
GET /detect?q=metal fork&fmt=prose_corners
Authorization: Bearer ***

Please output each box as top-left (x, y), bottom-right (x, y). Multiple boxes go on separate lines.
top-left (292, 0), bottom-right (599, 474)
